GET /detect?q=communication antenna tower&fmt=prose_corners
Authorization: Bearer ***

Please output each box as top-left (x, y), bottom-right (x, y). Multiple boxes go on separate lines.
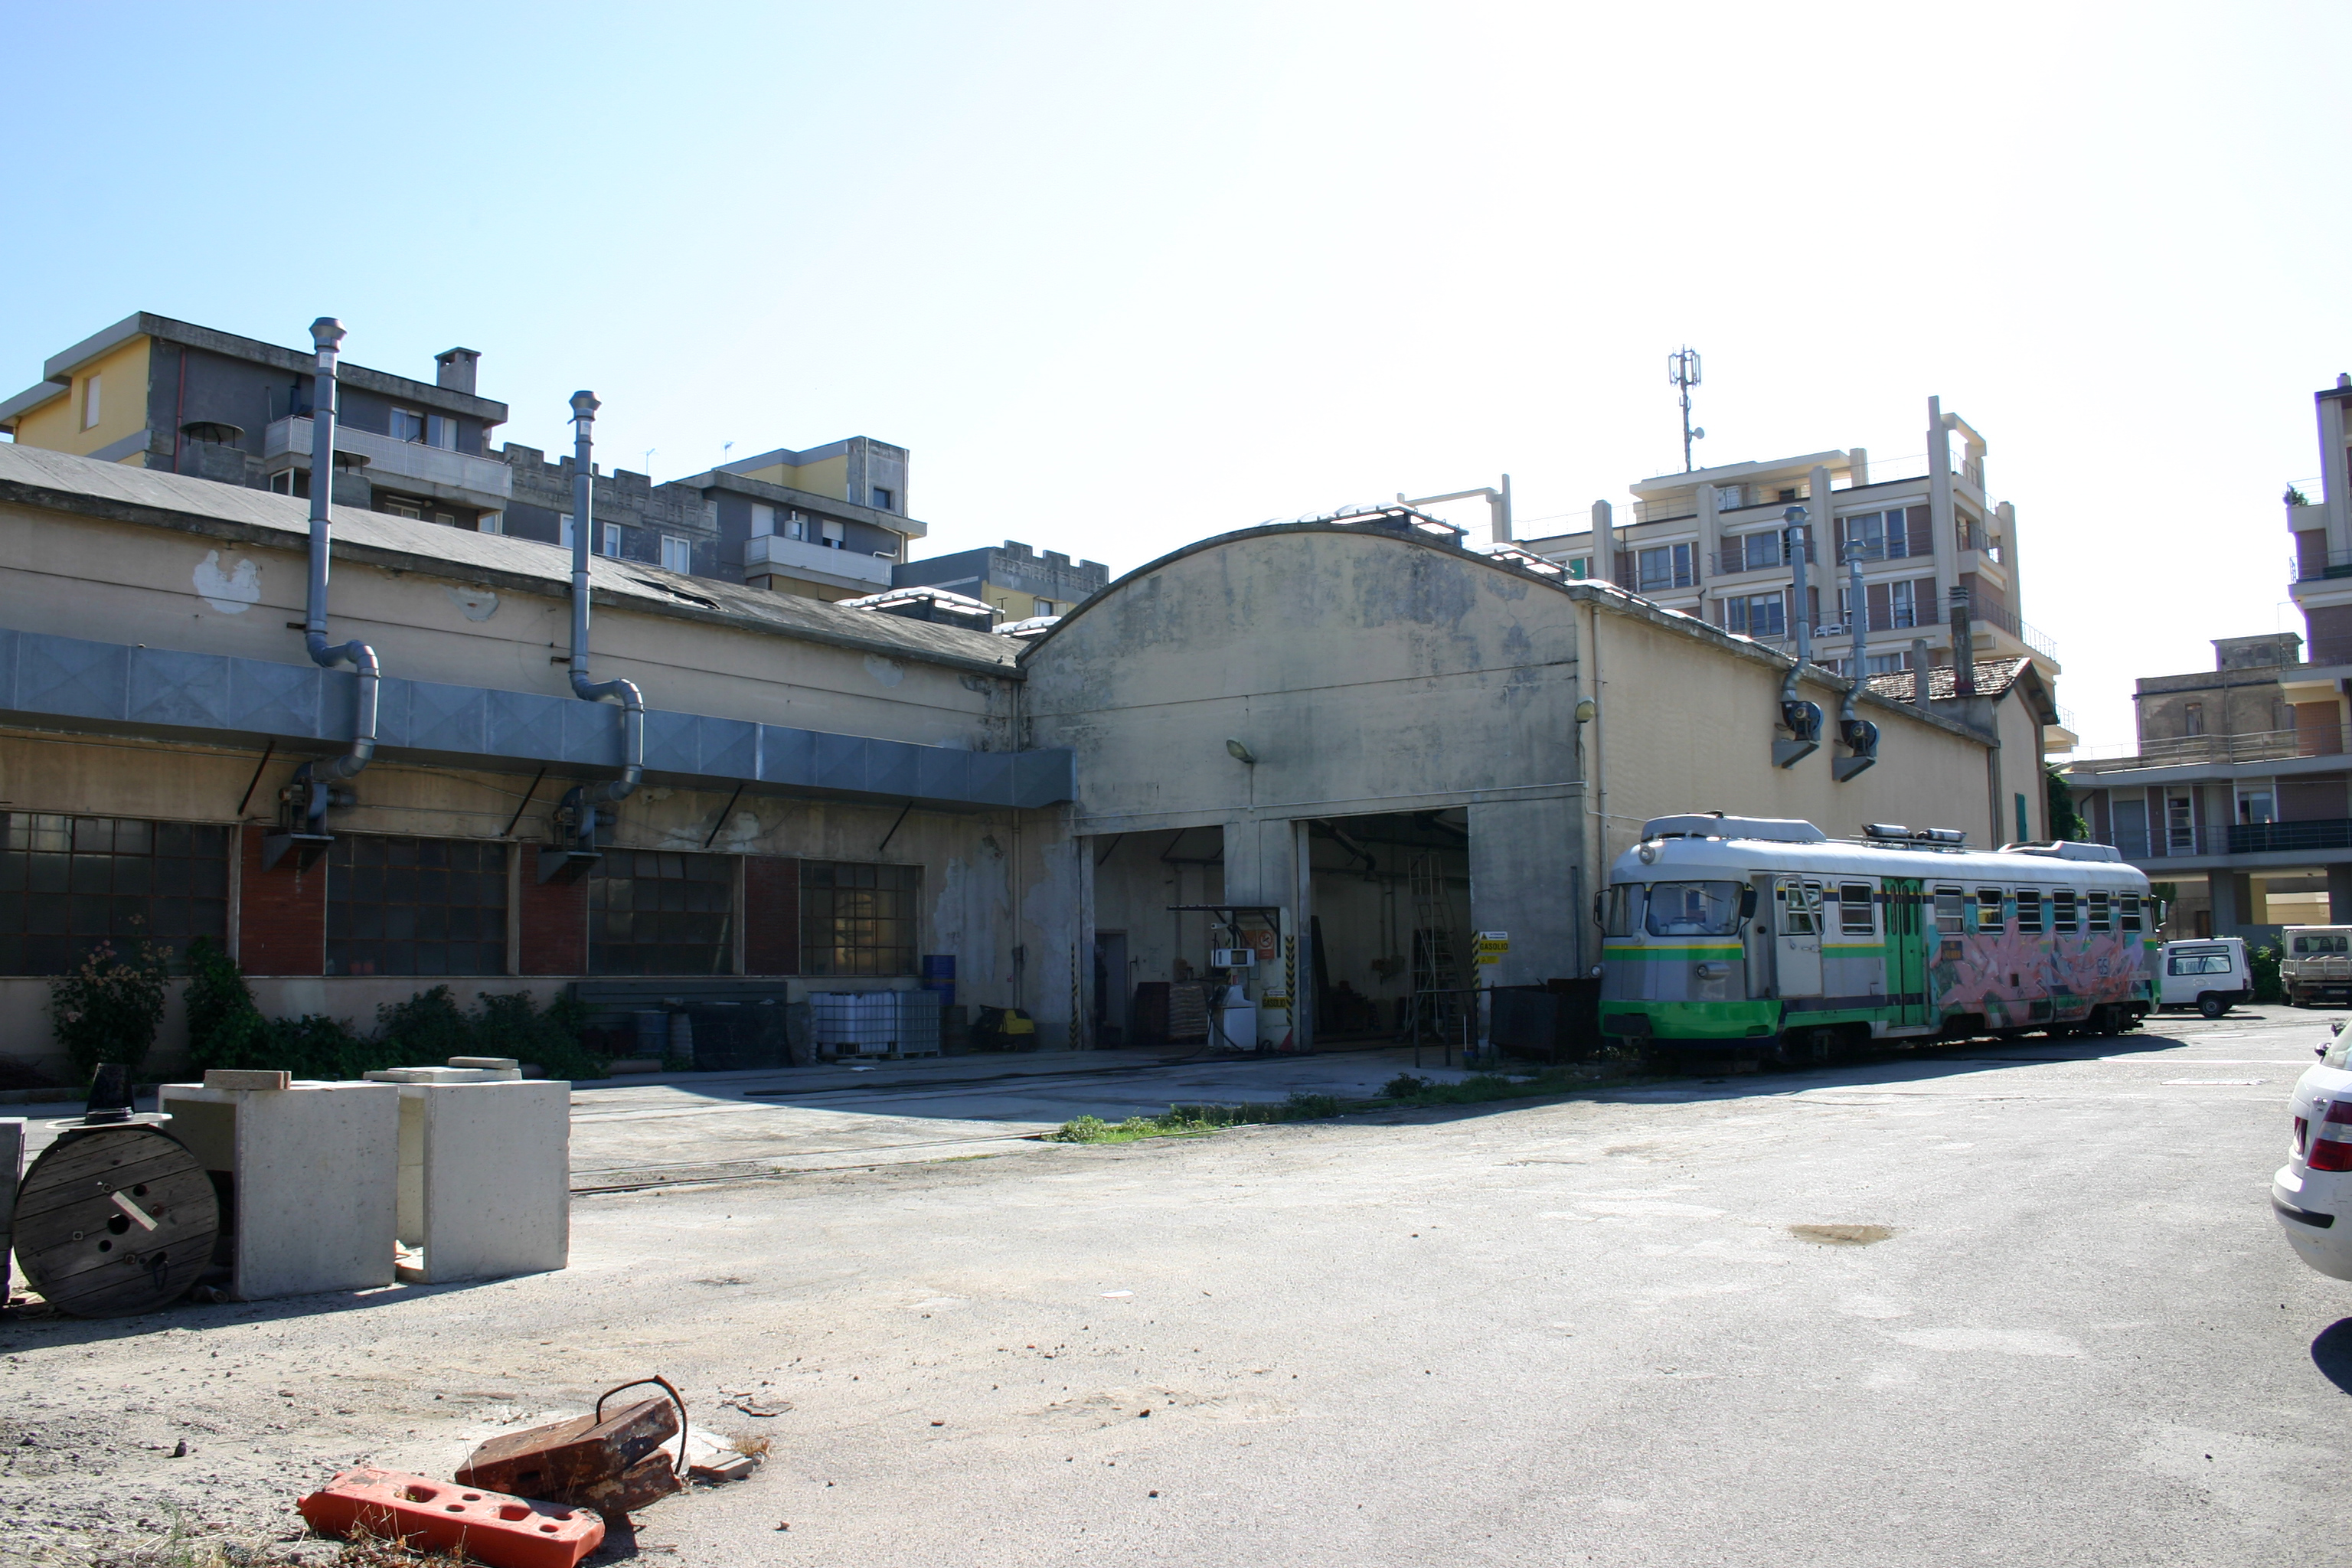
top-left (1667, 346), bottom-right (1705, 472)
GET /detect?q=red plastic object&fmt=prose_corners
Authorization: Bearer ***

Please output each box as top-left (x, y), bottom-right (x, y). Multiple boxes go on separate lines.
top-left (297, 1466), bottom-right (604, 1568)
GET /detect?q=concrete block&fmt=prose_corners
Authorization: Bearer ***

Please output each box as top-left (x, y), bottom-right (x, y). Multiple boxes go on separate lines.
top-left (158, 1080), bottom-right (398, 1300)
top-left (0, 1118), bottom-right (21, 1296)
top-left (364, 1067), bottom-right (520, 1084)
top-left (394, 1080), bottom-right (569, 1284)
top-left (449, 1057), bottom-right (520, 1071)
top-left (204, 1069), bottom-right (292, 1091)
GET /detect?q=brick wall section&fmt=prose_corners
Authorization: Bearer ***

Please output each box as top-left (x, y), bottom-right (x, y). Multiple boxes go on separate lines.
top-left (237, 826), bottom-right (323, 975)
top-left (743, 856), bottom-right (799, 975)
top-left (519, 866), bottom-right (588, 975)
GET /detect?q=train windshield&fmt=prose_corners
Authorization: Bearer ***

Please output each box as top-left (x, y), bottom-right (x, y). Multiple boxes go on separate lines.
top-left (1644, 880), bottom-right (1743, 937)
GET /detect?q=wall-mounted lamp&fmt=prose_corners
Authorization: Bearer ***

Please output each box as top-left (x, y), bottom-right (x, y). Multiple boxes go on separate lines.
top-left (1225, 738), bottom-right (1257, 765)
top-left (1573, 699), bottom-right (1598, 724)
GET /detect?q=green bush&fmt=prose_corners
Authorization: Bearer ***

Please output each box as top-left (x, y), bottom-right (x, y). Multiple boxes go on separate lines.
top-left (49, 937), bottom-right (174, 1079)
top-left (2252, 944), bottom-right (2284, 1004)
top-left (178, 943), bottom-right (607, 1082)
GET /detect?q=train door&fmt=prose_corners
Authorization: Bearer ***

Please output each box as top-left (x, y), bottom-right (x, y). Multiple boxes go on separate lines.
top-left (1743, 874), bottom-right (1775, 996)
top-left (1883, 877), bottom-right (1929, 1027)
top-left (1774, 877), bottom-right (1824, 997)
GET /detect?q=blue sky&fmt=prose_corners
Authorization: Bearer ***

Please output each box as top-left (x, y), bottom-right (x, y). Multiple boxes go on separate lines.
top-left (4, 2), bottom-right (2347, 749)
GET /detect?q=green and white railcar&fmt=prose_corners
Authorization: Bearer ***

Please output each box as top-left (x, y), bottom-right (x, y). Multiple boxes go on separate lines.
top-left (1598, 814), bottom-right (2156, 1060)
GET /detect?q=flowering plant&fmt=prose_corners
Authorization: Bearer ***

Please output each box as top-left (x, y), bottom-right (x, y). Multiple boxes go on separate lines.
top-left (48, 936), bottom-right (173, 1079)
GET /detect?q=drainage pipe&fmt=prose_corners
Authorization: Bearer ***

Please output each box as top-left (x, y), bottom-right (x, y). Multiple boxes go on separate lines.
top-left (1780, 505), bottom-right (1811, 708)
top-left (1841, 547), bottom-right (1867, 732)
top-left (293, 316), bottom-right (379, 827)
top-left (564, 390), bottom-right (645, 804)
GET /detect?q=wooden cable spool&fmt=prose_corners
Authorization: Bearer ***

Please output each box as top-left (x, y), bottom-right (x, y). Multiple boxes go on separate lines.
top-left (13, 1125), bottom-right (219, 1318)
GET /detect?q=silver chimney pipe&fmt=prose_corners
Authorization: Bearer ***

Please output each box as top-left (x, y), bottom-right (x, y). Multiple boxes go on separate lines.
top-left (292, 317), bottom-right (378, 829)
top-left (1772, 505), bottom-right (1822, 768)
top-left (564, 390), bottom-right (644, 806)
top-left (1834, 535), bottom-right (1878, 780)
top-left (1841, 546), bottom-right (1867, 730)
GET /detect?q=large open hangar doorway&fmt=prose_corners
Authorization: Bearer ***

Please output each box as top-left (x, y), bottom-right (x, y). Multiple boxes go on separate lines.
top-left (1305, 809), bottom-right (1472, 1044)
top-left (1089, 826), bottom-right (1226, 1047)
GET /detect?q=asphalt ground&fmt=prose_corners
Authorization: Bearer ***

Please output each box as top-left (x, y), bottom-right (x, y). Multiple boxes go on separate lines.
top-left (1, 1006), bottom-right (2342, 1566)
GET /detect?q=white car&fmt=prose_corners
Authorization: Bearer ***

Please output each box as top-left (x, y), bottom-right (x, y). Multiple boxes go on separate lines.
top-left (2273, 1018), bottom-right (2352, 1279)
top-left (2157, 937), bottom-right (2252, 1018)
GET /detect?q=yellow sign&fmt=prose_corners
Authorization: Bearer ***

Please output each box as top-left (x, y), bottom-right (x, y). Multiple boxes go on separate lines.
top-left (1474, 930), bottom-right (1509, 967)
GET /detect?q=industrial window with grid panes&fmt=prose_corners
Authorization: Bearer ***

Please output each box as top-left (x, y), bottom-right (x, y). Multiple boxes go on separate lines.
top-left (325, 835), bottom-right (508, 977)
top-left (0, 815), bottom-right (229, 975)
top-left (589, 849), bottom-right (736, 975)
top-left (800, 861), bottom-right (920, 976)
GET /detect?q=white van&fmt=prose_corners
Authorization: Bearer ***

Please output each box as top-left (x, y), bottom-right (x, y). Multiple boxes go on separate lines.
top-left (2283, 926), bottom-right (2352, 1007)
top-left (2158, 937), bottom-right (2253, 1018)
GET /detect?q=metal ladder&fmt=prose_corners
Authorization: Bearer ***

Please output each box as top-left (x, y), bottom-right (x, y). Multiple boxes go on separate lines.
top-left (1408, 853), bottom-right (1465, 1050)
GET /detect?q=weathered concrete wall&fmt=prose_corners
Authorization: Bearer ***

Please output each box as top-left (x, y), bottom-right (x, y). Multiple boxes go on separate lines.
top-left (1024, 527), bottom-right (2028, 1019)
top-left (0, 500), bottom-right (1012, 750)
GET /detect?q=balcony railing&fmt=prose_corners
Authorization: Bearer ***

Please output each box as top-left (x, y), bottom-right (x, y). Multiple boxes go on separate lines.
top-left (2096, 818), bottom-right (2352, 861)
top-left (265, 416), bottom-right (513, 505)
top-left (1706, 541), bottom-right (1815, 577)
top-left (2292, 547), bottom-right (2352, 585)
top-left (1968, 598), bottom-right (2057, 662)
top-left (743, 532), bottom-right (893, 590)
top-left (2068, 724), bottom-right (2350, 770)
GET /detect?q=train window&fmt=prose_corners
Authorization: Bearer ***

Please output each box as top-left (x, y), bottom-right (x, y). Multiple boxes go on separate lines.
top-left (1975, 888), bottom-right (2005, 932)
top-left (1601, 884), bottom-right (1640, 938)
top-left (1644, 880), bottom-right (1743, 937)
top-left (2051, 890), bottom-right (2079, 933)
top-left (1934, 887), bottom-right (1965, 934)
top-left (2087, 891), bottom-right (2112, 932)
top-left (1778, 879), bottom-right (1823, 936)
top-left (2120, 893), bottom-right (2142, 933)
top-left (2016, 889), bottom-right (2045, 933)
top-left (1837, 883), bottom-right (1876, 936)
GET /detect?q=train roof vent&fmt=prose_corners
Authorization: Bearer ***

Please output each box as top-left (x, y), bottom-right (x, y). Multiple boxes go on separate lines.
top-left (1641, 813), bottom-right (1825, 844)
top-left (1999, 840), bottom-right (2123, 862)
top-left (1864, 824), bottom-right (1968, 846)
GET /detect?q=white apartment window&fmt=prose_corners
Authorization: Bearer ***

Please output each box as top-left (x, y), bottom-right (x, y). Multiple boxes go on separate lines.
top-left (479, 513), bottom-right (503, 535)
top-left (433, 511), bottom-right (455, 527)
top-left (1716, 483), bottom-right (1744, 509)
top-left (1863, 651), bottom-right (1911, 675)
top-left (1889, 579), bottom-right (1916, 629)
top-left (662, 535), bottom-right (693, 573)
top-left (1637, 542), bottom-right (1694, 592)
top-left (386, 498), bottom-right (423, 520)
top-left (871, 485), bottom-right (895, 510)
top-left (80, 374), bottom-right (101, 430)
top-left (559, 514), bottom-right (576, 549)
top-left (390, 408), bottom-right (426, 443)
top-left (821, 519), bottom-right (845, 550)
top-left (1034, 599), bottom-right (1057, 617)
top-left (750, 503), bottom-right (776, 537)
top-left (425, 414), bottom-right (457, 451)
top-left (1725, 592), bottom-right (1786, 638)
top-left (601, 522), bottom-right (622, 558)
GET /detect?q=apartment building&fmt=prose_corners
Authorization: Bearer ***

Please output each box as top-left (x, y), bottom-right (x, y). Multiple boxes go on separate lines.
top-left (892, 539), bottom-right (1110, 623)
top-left (0, 313), bottom-right (929, 600)
top-left (2063, 374), bottom-right (2352, 938)
top-left (1519, 397), bottom-right (2056, 693)
top-left (0, 312), bottom-right (512, 525)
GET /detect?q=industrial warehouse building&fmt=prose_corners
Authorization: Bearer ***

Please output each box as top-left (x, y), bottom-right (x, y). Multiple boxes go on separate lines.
top-left (0, 446), bottom-right (2054, 1079)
